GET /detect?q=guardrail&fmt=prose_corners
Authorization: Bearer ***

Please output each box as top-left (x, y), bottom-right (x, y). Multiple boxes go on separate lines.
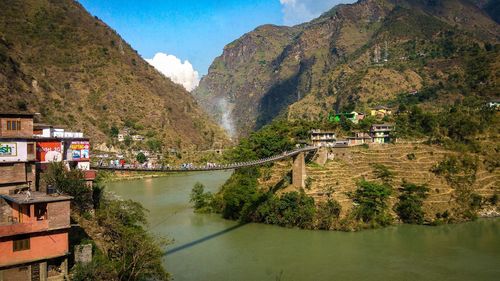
top-left (91, 146), bottom-right (318, 173)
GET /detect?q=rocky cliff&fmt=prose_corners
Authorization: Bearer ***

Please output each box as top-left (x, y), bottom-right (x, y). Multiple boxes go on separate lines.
top-left (193, 0), bottom-right (499, 138)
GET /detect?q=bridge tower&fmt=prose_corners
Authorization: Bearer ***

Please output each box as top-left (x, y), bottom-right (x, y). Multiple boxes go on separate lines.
top-left (292, 152), bottom-right (306, 188)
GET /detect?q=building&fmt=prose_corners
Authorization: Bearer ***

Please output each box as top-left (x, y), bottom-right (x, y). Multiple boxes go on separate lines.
top-left (329, 111), bottom-right (365, 124)
top-left (370, 124), bottom-right (395, 144)
top-left (370, 106), bottom-right (392, 118)
top-left (0, 192), bottom-right (72, 281)
top-left (487, 100), bottom-right (500, 110)
top-left (310, 130), bottom-right (336, 147)
top-left (347, 132), bottom-right (372, 146)
top-left (0, 113), bottom-right (73, 280)
top-left (33, 124), bottom-right (83, 139)
top-left (0, 113), bottom-right (37, 195)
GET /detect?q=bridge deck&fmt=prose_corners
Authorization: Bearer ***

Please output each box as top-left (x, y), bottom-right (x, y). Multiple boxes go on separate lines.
top-left (91, 147), bottom-right (317, 173)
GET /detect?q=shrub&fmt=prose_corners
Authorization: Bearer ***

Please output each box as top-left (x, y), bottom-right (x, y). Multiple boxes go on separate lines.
top-left (190, 182), bottom-right (213, 212)
top-left (352, 179), bottom-right (392, 226)
top-left (315, 199), bottom-right (342, 230)
top-left (42, 162), bottom-right (92, 212)
top-left (394, 181), bottom-right (429, 224)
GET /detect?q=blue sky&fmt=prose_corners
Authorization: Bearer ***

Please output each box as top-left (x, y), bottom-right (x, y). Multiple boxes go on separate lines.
top-left (78, 0), bottom-right (353, 90)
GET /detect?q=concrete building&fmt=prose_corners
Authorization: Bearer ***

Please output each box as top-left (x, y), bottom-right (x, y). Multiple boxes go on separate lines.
top-left (0, 192), bottom-right (71, 281)
top-left (0, 113), bottom-right (73, 281)
top-left (370, 124), bottom-right (395, 144)
top-left (370, 106), bottom-right (392, 118)
top-left (310, 130), bottom-right (337, 147)
top-left (347, 132), bottom-right (372, 146)
top-left (0, 114), bottom-right (37, 195)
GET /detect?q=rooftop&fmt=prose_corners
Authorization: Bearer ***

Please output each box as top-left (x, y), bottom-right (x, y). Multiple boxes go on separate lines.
top-left (1, 191), bottom-right (72, 205)
top-left (0, 112), bottom-right (35, 118)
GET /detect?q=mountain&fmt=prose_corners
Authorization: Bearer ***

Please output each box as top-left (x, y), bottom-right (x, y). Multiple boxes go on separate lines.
top-left (0, 0), bottom-right (228, 149)
top-left (193, 0), bottom-right (499, 138)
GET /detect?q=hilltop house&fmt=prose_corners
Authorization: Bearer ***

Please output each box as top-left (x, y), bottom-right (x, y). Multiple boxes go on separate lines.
top-left (370, 106), bottom-right (392, 118)
top-left (370, 124), bottom-right (395, 144)
top-left (329, 111), bottom-right (365, 124)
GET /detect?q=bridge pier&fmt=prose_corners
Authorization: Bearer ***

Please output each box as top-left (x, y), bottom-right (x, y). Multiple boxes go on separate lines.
top-left (292, 152), bottom-right (306, 188)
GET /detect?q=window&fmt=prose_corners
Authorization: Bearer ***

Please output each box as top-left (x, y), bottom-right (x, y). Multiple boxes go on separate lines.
top-left (35, 204), bottom-right (47, 221)
top-left (6, 120), bottom-right (21, 131)
top-left (27, 143), bottom-right (35, 154)
top-left (13, 236), bottom-right (30, 251)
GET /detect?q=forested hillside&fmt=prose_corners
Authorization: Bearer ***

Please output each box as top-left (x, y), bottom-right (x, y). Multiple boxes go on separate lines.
top-left (194, 0), bottom-right (499, 138)
top-left (0, 0), bottom-right (228, 149)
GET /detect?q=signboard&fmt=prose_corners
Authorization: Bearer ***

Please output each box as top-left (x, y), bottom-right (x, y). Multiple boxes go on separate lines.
top-left (36, 142), bottom-right (62, 162)
top-left (0, 143), bottom-right (17, 157)
top-left (69, 141), bottom-right (90, 161)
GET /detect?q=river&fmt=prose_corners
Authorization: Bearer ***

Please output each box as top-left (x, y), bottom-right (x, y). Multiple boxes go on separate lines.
top-left (106, 171), bottom-right (500, 281)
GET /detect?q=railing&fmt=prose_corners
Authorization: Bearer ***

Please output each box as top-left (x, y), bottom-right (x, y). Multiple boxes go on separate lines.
top-left (91, 146), bottom-right (318, 173)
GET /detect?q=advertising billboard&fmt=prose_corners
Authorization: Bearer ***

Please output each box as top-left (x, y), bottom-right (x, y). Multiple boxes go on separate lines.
top-left (36, 141), bottom-right (62, 162)
top-left (0, 143), bottom-right (17, 157)
top-left (68, 141), bottom-right (90, 161)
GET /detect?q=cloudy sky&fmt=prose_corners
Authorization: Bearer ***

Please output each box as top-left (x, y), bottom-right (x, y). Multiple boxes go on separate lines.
top-left (79, 0), bottom-right (354, 91)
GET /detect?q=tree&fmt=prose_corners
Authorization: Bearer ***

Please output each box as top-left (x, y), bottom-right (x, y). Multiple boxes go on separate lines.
top-left (394, 181), bottom-right (429, 224)
top-left (372, 164), bottom-right (395, 186)
top-left (95, 198), bottom-right (169, 281)
top-left (136, 152), bottom-right (147, 164)
top-left (352, 179), bottom-right (392, 226)
top-left (42, 162), bottom-right (92, 212)
top-left (190, 182), bottom-right (213, 211)
top-left (109, 126), bottom-right (119, 138)
top-left (124, 135), bottom-right (133, 146)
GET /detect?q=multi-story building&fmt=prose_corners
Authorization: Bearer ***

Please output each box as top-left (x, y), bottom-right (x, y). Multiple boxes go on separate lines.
top-left (0, 113), bottom-right (36, 195)
top-left (347, 132), bottom-right (372, 146)
top-left (310, 130), bottom-right (337, 147)
top-left (0, 113), bottom-right (92, 280)
top-left (0, 192), bottom-right (71, 281)
top-left (370, 124), bottom-right (395, 144)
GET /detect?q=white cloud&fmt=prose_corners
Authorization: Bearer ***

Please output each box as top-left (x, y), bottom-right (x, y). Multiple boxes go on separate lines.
top-left (279, 0), bottom-right (355, 26)
top-left (146, 52), bottom-right (200, 91)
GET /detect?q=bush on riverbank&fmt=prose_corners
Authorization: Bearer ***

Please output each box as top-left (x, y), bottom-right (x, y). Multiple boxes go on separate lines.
top-left (351, 179), bottom-right (393, 227)
top-left (42, 164), bottom-right (170, 280)
top-left (394, 181), bottom-right (429, 224)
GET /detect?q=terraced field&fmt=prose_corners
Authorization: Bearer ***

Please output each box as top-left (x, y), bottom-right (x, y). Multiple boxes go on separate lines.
top-left (261, 143), bottom-right (499, 219)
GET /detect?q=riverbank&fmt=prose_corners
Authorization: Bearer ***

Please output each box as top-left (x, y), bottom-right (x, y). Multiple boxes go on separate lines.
top-left (105, 172), bottom-right (500, 281)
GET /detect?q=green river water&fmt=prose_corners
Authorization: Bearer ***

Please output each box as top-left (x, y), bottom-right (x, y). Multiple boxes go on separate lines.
top-left (106, 171), bottom-right (500, 281)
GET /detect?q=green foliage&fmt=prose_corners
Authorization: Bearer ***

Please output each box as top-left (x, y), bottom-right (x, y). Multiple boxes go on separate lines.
top-left (372, 164), bottom-right (395, 185)
top-left (94, 197), bottom-right (169, 281)
top-left (190, 182), bottom-right (214, 212)
top-left (42, 162), bottom-right (92, 211)
top-left (146, 138), bottom-right (163, 152)
top-left (255, 191), bottom-right (316, 229)
top-left (124, 135), bottom-right (133, 147)
top-left (352, 179), bottom-right (392, 226)
top-left (220, 168), bottom-right (262, 220)
top-left (394, 181), bottom-right (429, 224)
top-left (432, 154), bottom-right (479, 220)
top-left (315, 199), bottom-right (342, 230)
top-left (304, 177), bottom-right (313, 190)
top-left (406, 153), bottom-right (416, 160)
top-left (225, 119), bottom-right (320, 162)
top-left (136, 152), bottom-right (147, 164)
top-left (109, 126), bottom-right (119, 138)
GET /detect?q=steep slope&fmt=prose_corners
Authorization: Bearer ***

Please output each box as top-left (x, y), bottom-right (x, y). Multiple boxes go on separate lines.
top-left (0, 0), bottom-right (228, 149)
top-left (193, 0), bottom-right (499, 138)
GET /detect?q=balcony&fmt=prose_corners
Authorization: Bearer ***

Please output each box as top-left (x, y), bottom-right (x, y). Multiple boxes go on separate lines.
top-left (0, 220), bottom-right (49, 238)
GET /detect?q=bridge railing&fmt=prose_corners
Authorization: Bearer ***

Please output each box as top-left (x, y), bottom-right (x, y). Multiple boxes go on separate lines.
top-left (92, 146), bottom-right (317, 172)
